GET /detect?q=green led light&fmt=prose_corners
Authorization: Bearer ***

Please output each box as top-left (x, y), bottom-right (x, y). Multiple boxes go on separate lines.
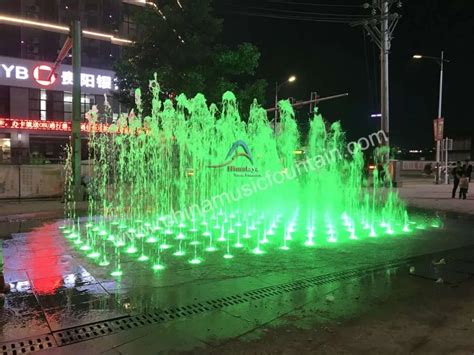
top-left (126, 246), bottom-right (138, 254)
top-left (146, 236), bottom-right (157, 243)
top-left (234, 243), bottom-right (243, 248)
top-left (280, 245), bottom-right (290, 250)
top-left (252, 247), bottom-right (264, 255)
top-left (111, 270), bottom-right (123, 277)
top-left (87, 251), bottom-right (101, 258)
top-left (223, 254), bottom-right (234, 259)
top-left (304, 240), bottom-right (315, 246)
top-left (159, 244), bottom-right (171, 250)
top-left (189, 258), bottom-right (202, 265)
top-left (138, 255), bottom-right (149, 261)
top-left (80, 245), bottom-right (91, 251)
top-left (153, 264), bottom-right (165, 270)
top-left (99, 259), bottom-right (110, 266)
top-left (205, 246), bottom-right (217, 252)
top-left (173, 250), bottom-right (185, 256)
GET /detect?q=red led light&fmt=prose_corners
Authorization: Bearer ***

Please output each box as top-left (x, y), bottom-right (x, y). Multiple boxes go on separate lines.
top-left (0, 118), bottom-right (115, 133)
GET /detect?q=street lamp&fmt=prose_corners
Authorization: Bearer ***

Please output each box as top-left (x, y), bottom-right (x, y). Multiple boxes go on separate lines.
top-left (274, 75), bottom-right (297, 133)
top-left (413, 51), bottom-right (450, 184)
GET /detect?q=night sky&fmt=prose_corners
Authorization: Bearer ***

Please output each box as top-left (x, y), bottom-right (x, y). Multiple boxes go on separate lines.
top-left (214, 0), bottom-right (474, 149)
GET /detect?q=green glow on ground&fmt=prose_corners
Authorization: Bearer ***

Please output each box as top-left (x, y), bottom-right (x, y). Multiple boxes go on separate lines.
top-left (61, 86), bottom-right (440, 276)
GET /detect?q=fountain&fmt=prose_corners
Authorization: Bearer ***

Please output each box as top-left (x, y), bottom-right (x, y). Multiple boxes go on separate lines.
top-left (61, 75), bottom-right (439, 276)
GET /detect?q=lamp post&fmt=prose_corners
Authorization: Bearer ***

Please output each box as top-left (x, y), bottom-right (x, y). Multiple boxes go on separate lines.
top-left (274, 75), bottom-right (296, 134)
top-left (413, 51), bottom-right (450, 184)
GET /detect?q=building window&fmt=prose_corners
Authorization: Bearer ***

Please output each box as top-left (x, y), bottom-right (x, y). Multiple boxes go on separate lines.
top-left (30, 89), bottom-right (65, 120)
top-left (122, 11), bottom-right (137, 37)
top-left (47, 91), bottom-right (64, 120)
top-left (64, 92), bottom-right (95, 121)
top-left (0, 134), bottom-right (11, 163)
top-left (0, 86), bottom-right (10, 117)
top-left (29, 88), bottom-right (42, 120)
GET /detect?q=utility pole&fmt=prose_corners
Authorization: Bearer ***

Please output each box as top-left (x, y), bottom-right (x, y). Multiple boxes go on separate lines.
top-left (71, 20), bottom-right (82, 201)
top-left (309, 91), bottom-right (318, 117)
top-left (380, 0), bottom-right (390, 148)
top-left (352, 1), bottom-right (401, 155)
top-left (437, 50), bottom-right (445, 184)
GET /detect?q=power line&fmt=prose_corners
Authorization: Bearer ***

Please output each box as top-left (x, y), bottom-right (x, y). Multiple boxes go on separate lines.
top-left (259, 0), bottom-right (365, 8)
top-left (228, 11), bottom-right (359, 23)
top-left (226, 5), bottom-right (367, 18)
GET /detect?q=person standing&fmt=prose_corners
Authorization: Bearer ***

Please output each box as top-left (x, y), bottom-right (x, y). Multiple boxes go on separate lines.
top-left (459, 173), bottom-right (469, 200)
top-left (451, 161), bottom-right (464, 198)
top-left (464, 160), bottom-right (472, 182)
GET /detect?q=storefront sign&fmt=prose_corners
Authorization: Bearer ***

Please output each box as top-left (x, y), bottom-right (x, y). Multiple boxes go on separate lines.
top-left (0, 55), bottom-right (115, 95)
top-left (433, 117), bottom-right (444, 141)
top-left (0, 117), bottom-right (112, 134)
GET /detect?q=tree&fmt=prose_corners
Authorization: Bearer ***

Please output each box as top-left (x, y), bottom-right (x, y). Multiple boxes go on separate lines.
top-left (114, 0), bottom-right (267, 116)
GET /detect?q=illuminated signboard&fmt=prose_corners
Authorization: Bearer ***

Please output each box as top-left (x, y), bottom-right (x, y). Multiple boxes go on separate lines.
top-left (0, 55), bottom-right (115, 95)
top-left (0, 118), bottom-right (113, 134)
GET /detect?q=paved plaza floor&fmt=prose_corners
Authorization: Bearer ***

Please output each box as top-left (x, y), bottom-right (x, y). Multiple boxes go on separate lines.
top-left (1, 209), bottom-right (474, 353)
top-left (1, 177), bottom-right (473, 354)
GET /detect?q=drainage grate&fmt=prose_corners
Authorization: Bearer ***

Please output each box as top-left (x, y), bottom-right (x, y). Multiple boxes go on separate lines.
top-left (0, 335), bottom-right (55, 355)
top-left (52, 262), bottom-right (401, 346)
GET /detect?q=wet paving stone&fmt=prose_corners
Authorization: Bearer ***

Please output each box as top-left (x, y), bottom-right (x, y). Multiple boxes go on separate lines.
top-left (2, 216), bottom-right (474, 351)
top-left (0, 293), bottom-right (50, 343)
top-left (43, 297), bottom-right (128, 331)
top-left (2, 268), bottom-right (28, 284)
top-left (0, 309), bottom-right (51, 343)
top-left (37, 283), bottom-right (109, 310)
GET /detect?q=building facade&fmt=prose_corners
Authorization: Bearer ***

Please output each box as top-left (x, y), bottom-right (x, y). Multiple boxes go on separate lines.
top-left (0, 0), bottom-right (140, 163)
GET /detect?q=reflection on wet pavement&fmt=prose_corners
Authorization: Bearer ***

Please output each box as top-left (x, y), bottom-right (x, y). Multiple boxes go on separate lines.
top-left (1, 215), bottom-right (474, 352)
